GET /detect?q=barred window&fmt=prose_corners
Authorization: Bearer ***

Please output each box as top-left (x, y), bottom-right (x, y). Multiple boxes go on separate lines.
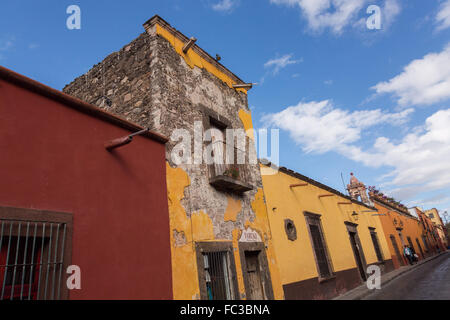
top-left (196, 242), bottom-right (239, 301)
top-left (369, 229), bottom-right (383, 262)
top-left (0, 207), bottom-right (72, 300)
top-left (407, 237), bottom-right (415, 252)
top-left (390, 235), bottom-right (404, 266)
top-left (202, 251), bottom-right (234, 300)
top-left (304, 212), bottom-right (333, 280)
top-left (422, 235), bottom-right (430, 252)
top-left (415, 238), bottom-right (424, 258)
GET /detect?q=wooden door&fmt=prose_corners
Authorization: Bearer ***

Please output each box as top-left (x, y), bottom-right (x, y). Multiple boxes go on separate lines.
top-left (244, 251), bottom-right (264, 300)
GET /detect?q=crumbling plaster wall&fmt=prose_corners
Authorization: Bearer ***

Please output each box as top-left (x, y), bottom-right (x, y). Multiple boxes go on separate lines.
top-left (63, 26), bottom-right (282, 300)
top-left (64, 29), bottom-right (262, 239)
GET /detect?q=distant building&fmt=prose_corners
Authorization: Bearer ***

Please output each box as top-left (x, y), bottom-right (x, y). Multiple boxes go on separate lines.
top-left (413, 207), bottom-right (446, 253)
top-left (424, 208), bottom-right (448, 248)
top-left (349, 175), bottom-right (433, 269)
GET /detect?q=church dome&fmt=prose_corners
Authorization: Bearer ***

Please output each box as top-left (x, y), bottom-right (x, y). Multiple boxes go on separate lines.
top-left (350, 173), bottom-right (359, 184)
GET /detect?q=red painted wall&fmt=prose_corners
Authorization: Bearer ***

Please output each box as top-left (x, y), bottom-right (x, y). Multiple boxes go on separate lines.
top-left (0, 79), bottom-right (172, 299)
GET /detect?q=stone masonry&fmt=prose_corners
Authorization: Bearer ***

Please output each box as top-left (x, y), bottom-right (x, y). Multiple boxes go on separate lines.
top-left (63, 17), bottom-right (264, 243)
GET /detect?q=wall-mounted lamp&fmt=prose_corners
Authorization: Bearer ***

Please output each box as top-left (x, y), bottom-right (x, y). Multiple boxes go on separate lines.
top-left (182, 37), bottom-right (197, 53)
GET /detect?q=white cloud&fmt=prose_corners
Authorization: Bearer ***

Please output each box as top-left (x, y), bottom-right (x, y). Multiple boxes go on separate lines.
top-left (212, 0), bottom-right (235, 12)
top-left (271, 0), bottom-right (401, 34)
top-left (373, 44), bottom-right (450, 107)
top-left (368, 109), bottom-right (450, 190)
top-left (383, 0), bottom-right (401, 29)
top-left (270, 0), bottom-right (366, 34)
top-left (262, 99), bottom-right (413, 154)
top-left (0, 40), bottom-right (13, 51)
top-left (262, 101), bottom-right (450, 203)
top-left (436, 0), bottom-right (450, 31)
top-left (409, 194), bottom-right (450, 207)
top-left (324, 79), bottom-right (333, 85)
top-left (264, 54), bottom-right (302, 74)
top-left (0, 37), bottom-right (14, 60)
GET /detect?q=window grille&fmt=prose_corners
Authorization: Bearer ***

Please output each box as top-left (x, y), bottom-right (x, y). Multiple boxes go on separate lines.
top-left (370, 230), bottom-right (383, 262)
top-left (0, 219), bottom-right (68, 300)
top-left (415, 238), bottom-right (424, 258)
top-left (390, 235), bottom-right (404, 266)
top-left (407, 237), bottom-right (415, 252)
top-left (422, 235), bottom-right (430, 252)
top-left (202, 251), bottom-right (234, 300)
top-left (309, 224), bottom-right (331, 279)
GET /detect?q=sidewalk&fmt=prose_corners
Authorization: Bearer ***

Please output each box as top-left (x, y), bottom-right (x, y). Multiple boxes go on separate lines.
top-left (333, 251), bottom-right (448, 300)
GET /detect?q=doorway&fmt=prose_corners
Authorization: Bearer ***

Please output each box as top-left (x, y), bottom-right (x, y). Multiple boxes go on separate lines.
top-left (244, 251), bottom-right (265, 300)
top-left (345, 222), bottom-right (367, 282)
top-left (390, 235), bottom-right (405, 266)
top-left (349, 232), bottom-right (367, 281)
top-left (238, 242), bottom-right (274, 300)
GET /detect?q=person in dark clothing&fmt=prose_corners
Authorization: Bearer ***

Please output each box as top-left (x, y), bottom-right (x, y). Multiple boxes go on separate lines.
top-left (409, 246), bottom-right (418, 263)
top-left (404, 245), bottom-right (414, 265)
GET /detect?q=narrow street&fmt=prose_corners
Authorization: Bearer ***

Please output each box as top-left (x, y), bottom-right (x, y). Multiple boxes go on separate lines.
top-left (364, 252), bottom-right (450, 300)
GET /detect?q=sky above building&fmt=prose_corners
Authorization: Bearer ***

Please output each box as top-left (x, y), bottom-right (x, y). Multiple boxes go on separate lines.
top-left (1, 0), bottom-right (449, 221)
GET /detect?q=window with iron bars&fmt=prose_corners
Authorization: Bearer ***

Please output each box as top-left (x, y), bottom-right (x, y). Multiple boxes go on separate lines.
top-left (195, 242), bottom-right (239, 300)
top-left (304, 212), bottom-right (334, 281)
top-left (369, 228), bottom-right (384, 263)
top-left (0, 207), bottom-right (72, 300)
top-left (202, 251), bottom-right (234, 300)
top-left (422, 235), bottom-right (430, 252)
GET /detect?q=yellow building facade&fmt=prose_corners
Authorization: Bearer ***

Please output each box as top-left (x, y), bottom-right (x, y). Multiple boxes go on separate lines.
top-left (260, 164), bottom-right (393, 299)
top-left (424, 208), bottom-right (448, 249)
top-left (144, 16), bottom-right (284, 300)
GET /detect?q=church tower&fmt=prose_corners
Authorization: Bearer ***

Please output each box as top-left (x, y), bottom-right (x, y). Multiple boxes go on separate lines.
top-left (347, 173), bottom-right (370, 205)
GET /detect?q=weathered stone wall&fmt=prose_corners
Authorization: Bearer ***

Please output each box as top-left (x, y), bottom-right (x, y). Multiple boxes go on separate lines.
top-left (63, 30), bottom-right (262, 241)
top-left (63, 32), bottom-right (156, 127)
top-left (63, 23), bottom-right (283, 300)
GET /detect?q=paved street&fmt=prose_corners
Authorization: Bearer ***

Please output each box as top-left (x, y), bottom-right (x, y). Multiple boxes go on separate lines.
top-left (364, 252), bottom-right (450, 300)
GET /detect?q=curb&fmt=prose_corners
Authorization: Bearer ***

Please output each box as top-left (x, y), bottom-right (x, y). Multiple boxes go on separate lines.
top-left (333, 251), bottom-right (448, 300)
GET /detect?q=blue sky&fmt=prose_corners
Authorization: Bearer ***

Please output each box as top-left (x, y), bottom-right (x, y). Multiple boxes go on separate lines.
top-left (1, 0), bottom-right (450, 222)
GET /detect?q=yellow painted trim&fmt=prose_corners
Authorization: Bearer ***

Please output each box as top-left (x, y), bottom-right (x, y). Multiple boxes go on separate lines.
top-left (155, 24), bottom-right (248, 94)
top-left (238, 109), bottom-right (255, 140)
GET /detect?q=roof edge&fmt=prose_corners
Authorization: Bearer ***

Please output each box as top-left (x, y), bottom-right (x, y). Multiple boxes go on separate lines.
top-left (0, 65), bottom-right (168, 144)
top-left (260, 161), bottom-right (377, 211)
top-left (143, 15), bottom-right (246, 86)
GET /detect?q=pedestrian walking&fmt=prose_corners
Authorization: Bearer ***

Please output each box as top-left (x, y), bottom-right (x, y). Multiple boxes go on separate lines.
top-left (409, 245), bottom-right (418, 263)
top-left (404, 245), bottom-right (414, 265)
